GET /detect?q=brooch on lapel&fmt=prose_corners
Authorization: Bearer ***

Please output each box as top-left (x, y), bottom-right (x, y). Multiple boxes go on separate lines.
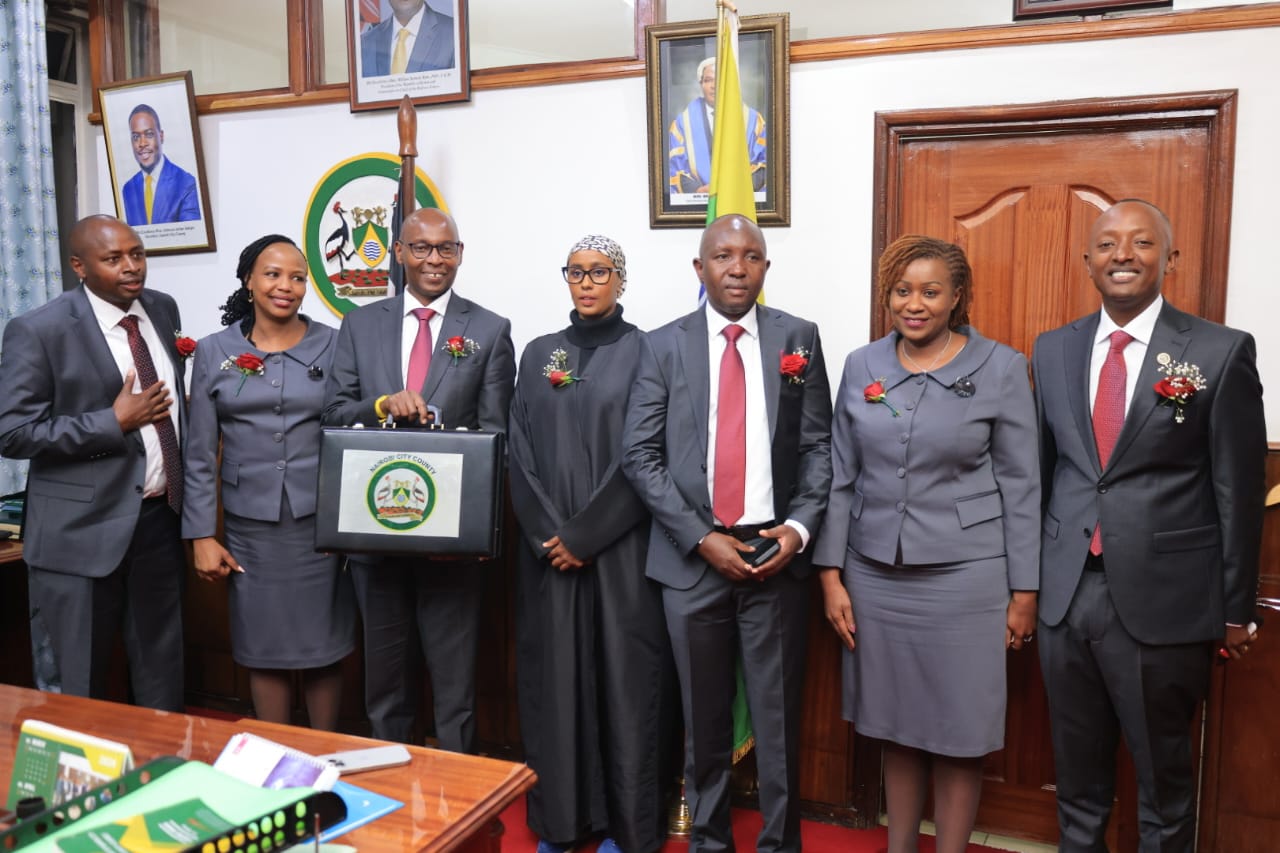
top-left (1153, 359), bottom-right (1207, 423)
top-left (308, 364), bottom-right (325, 380)
top-left (952, 376), bottom-right (976, 398)
top-left (442, 336), bottom-right (480, 363)
top-left (864, 379), bottom-right (900, 417)
top-left (780, 348), bottom-right (810, 385)
top-left (221, 352), bottom-right (265, 395)
top-left (542, 348), bottom-right (580, 388)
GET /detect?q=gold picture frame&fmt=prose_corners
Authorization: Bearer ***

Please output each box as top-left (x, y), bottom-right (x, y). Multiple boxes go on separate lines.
top-left (645, 14), bottom-right (790, 228)
top-left (98, 71), bottom-right (216, 255)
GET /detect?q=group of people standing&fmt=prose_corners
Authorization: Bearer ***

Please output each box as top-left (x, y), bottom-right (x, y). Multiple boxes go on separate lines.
top-left (0, 197), bottom-right (1264, 853)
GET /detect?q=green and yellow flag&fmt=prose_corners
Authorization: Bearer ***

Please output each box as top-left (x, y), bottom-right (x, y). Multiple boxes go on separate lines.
top-left (706, 4), bottom-right (757, 226)
top-left (709, 2), bottom-right (757, 762)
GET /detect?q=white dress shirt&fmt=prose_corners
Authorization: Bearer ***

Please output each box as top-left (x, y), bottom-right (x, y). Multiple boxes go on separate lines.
top-left (84, 288), bottom-right (180, 498)
top-left (1089, 295), bottom-right (1163, 418)
top-left (703, 303), bottom-right (809, 548)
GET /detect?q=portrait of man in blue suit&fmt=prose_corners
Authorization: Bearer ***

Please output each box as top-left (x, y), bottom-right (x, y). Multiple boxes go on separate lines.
top-left (360, 0), bottom-right (456, 78)
top-left (120, 104), bottom-right (200, 227)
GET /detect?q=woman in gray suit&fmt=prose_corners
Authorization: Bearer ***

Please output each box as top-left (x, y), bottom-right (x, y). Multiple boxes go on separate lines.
top-left (812, 236), bottom-right (1039, 853)
top-left (183, 235), bottom-right (355, 729)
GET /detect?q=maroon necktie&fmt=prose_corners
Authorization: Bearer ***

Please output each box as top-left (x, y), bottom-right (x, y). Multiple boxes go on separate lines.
top-left (406, 307), bottom-right (436, 392)
top-left (1089, 329), bottom-right (1133, 555)
top-left (713, 324), bottom-right (746, 527)
top-left (118, 316), bottom-right (182, 514)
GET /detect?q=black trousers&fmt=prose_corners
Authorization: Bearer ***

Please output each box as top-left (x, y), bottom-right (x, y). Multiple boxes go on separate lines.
top-left (1039, 567), bottom-right (1212, 853)
top-left (663, 567), bottom-right (808, 853)
top-left (27, 498), bottom-right (186, 711)
top-left (349, 556), bottom-right (484, 753)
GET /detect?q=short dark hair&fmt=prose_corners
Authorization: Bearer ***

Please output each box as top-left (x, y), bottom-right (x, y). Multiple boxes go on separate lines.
top-left (127, 103), bottom-right (161, 129)
top-left (876, 235), bottom-right (973, 330)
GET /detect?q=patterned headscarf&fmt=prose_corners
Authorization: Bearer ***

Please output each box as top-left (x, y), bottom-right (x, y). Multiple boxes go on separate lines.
top-left (567, 234), bottom-right (627, 288)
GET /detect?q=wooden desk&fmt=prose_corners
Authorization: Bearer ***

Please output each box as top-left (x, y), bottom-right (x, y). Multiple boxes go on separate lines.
top-left (0, 685), bottom-right (535, 852)
top-left (0, 540), bottom-right (21, 565)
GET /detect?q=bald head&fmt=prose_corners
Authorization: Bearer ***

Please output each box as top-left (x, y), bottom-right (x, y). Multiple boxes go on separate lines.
top-left (396, 207), bottom-right (463, 305)
top-left (67, 215), bottom-right (147, 310)
top-left (695, 214), bottom-right (769, 321)
top-left (1083, 198), bottom-right (1178, 326)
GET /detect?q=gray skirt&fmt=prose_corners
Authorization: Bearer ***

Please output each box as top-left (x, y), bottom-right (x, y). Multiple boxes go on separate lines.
top-left (223, 493), bottom-right (356, 669)
top-left (841, 549), bottom-right (1008, 757)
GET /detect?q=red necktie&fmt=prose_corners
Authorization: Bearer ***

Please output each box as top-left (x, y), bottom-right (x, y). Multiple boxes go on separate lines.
top-left (713, 324), bottom-right (746, 527)
top-left (118, 316), bottom-right (182, 514)
top-left (406, 307), bottom-right (436, 392)
top-left (1089, 329), bottom-right (1132, 555)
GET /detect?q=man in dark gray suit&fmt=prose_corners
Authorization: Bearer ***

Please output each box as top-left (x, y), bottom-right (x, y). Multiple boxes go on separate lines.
top-left (1033, 199), bottom-right (1265, 852)
top-left (623, 214), bottom-right (832, 853)
top-left (0, 214), bottom-right (187, 710)
top-left (324, 207), bottom-right (514, 752)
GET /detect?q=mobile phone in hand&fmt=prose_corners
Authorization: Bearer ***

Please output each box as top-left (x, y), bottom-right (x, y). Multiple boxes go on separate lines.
top-left (742, 536), bottom-right (781, 568)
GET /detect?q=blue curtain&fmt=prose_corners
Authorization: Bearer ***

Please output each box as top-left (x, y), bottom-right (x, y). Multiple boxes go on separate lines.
top-left (0, 0), bottom-right (62, 497)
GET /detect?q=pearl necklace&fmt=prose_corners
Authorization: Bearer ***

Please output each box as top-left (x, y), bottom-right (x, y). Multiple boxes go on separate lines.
top-left (901, 329), bottom-right (953, 374)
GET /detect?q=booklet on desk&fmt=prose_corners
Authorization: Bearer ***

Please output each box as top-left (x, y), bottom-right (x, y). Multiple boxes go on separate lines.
top-left (5, 720), bottom-right (133, 810)
top-left (212, 732), bottom-right (339, 791)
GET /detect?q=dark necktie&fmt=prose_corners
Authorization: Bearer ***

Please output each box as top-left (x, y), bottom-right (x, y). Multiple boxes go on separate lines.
top-left (1089, 329), bottom-right (1133, 555)
top-left (713, 324), bottom-right (746, 527)
top-left (406, 307), bottom-right (436, 392)
top-left (118, 315), bottom-right (182, 513)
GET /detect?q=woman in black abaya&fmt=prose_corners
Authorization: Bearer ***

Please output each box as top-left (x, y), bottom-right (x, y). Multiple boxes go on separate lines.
top-left (510, 235), bottom-right (675, 853)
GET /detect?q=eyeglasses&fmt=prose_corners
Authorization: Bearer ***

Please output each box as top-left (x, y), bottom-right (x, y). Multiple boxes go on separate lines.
top-left (562, 267), bottom-right (618, 285)
top-left (404, 240), bottom-right (461, 260)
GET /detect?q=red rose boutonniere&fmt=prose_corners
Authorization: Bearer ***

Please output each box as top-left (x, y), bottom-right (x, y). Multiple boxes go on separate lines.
top-left (1153, 359), bottom-right (1207, 423)
top-left (780, 348), bottom-right (810, 385)
top-left (864, 378), bottom-right (900, 417)
top-left (174, 331), bottom-right (197, 359)
top-left (542, 348), bottom-right (580, 388)
top-left (443, 336), bottom-right (480, 362)
top-left (220, 352), bottom-right (265, 395)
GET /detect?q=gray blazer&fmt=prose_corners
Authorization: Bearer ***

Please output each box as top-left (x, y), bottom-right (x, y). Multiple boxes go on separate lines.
top-left (1033, 301), bottom-right (1266, 644)
top-left (811, 328), bottom-right (1040, 589)
top-left (622, 304), bottom-right (833, 591)
top-left (0, 286), bottom-right (187, 576)
top-left (323, 291), bottom-right (514, 434)
top-left (182, 319), bottom-right (336, 538)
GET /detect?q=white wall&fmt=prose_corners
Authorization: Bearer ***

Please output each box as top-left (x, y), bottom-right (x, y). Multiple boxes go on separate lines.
top-left (91, 24), bottom-right (1280, 438)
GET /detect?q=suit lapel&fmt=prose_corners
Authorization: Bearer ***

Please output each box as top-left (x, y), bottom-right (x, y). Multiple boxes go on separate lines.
top-left (139, 291), bottom-right (182, 383)
top-left (677, 310), bottom-right (710, 460)
top-left (1064, 313), bottom-right (1101, 473)
top-left (420, 295), bottom-right (469, 402)
top-left (69, 287), bottom-right (124, 394)
top-left (756, 305), bottom-right (783, 439)
top-left (1107, 303), bottom-right (1191, 469)
top-left (378, 295), bottom-right (407, 394)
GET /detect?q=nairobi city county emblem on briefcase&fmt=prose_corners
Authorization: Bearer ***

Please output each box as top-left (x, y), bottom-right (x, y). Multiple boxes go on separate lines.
top-left (366, 457), bottom-right (438, 532)
top-left (303, 153), bottom-right (448, 318)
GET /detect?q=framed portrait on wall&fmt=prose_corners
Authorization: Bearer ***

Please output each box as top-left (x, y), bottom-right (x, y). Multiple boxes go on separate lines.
top-left (1013, 0), bottom-right (1171, 19)
top-left (346, 0), bottom-right (471, 112)
top-left (646, 14), bottom-right (790, 228)
top-left (98, 71), bottom-right (216, 255)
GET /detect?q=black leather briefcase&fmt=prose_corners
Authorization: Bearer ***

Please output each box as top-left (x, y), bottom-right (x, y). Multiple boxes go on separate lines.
top-left (315, 426), bottom-right (504, 558)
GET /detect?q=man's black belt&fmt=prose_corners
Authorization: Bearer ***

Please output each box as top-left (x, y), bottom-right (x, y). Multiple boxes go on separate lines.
top-left (716, 522), bottom-right (776, 542)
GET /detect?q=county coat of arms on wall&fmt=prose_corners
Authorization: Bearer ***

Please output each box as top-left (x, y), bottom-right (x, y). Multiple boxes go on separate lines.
top-left (303, 153), bottom-right (447, 317)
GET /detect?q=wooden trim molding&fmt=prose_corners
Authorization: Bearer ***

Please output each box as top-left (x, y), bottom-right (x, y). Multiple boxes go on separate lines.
top-left (87, 2), bottom-right (1280, 118)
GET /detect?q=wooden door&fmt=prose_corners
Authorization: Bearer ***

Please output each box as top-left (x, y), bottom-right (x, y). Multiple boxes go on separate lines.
top-left (874, 91), bottom-right (1238, 848)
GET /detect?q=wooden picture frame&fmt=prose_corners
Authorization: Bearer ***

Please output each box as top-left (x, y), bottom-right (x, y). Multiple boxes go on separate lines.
top-left (1013, 0), bottom-right (1172, 19)
top-left (98, 71), bottom-right (216, 255)
top-left (346, 0), bottom-right (471, 112)
top-left (645, 14), bottom-right (790, 228)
